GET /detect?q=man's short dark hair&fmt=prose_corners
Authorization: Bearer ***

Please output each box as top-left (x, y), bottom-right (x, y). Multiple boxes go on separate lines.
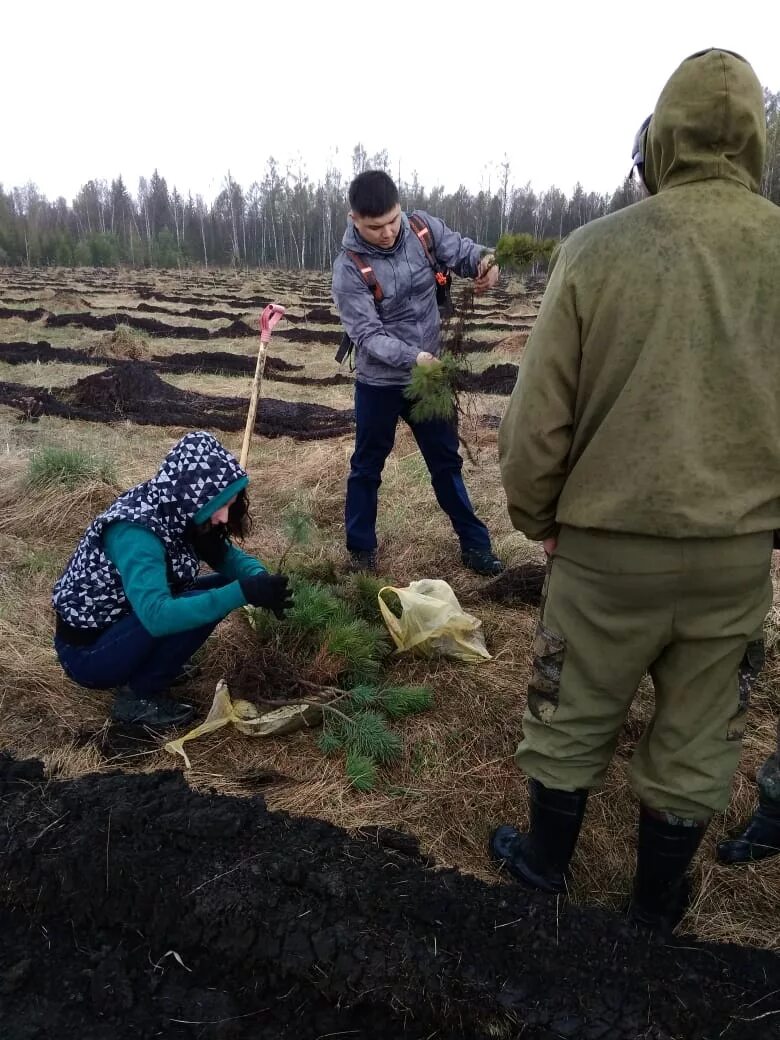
top-left (348, 170), bottom-right (399, 217)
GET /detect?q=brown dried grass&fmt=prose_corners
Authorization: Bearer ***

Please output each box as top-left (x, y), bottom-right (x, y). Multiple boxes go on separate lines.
top-left (85, 324), bottom-right (153, 361)
top-left (496, 332), bottom-right (530, 355)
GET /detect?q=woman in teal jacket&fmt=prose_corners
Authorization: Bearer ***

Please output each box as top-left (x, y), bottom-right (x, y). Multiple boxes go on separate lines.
top-left (52, 431), bottom-right (292, 728)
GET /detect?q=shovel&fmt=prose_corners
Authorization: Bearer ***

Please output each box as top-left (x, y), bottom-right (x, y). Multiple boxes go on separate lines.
top-left (239, 303), bottom-right (286, 468)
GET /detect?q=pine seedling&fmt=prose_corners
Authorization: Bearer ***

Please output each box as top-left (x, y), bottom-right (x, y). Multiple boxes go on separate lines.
top-left (317, 728), bottom-right (344, 757)
top-left (340, 572), bottom-right (386, 622)
top-left (345, 751), bottom-right (378, 792)
top-left (346, 684), bottom-right (381, 709)
top-left (336, 709), bottom-right (403, 764)
top-left (403, 352), bottom-right (463, 423)
top-left (244, 604), bottom-right (279, 638)
top-left (277, 503), bottom-right (315, 572)
top-left (325, 619), bottom-right (390, 684)
top-left (285, 579), bottom-right (346, 637)
top-left (378, 685), bottom-right (434, 719)
top-left (293, 558), bottom-right (341, 585)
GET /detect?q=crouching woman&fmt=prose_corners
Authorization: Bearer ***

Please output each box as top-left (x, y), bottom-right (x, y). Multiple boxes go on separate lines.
top-left (51, 431), bottom-right (292, 728)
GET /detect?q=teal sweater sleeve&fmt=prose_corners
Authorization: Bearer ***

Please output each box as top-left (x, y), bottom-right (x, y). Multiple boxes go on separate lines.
top-left (102, 522), bottom-right (248, 638)
top-left (217, 543), bottom-right (267, 581)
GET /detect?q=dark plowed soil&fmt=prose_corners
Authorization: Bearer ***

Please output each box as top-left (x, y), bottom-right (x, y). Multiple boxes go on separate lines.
top-left (300, 306), bottom-right (341, 324)
top-left (451, 337), bottom-right (501, 354)
top-left (278, 327), bottom-right (342, 345)
top-left (1, 756), bottom-right (778, 1040)
top-left (476, 561), bottom-right (548, 607)
top-left (0, 379), bottom-right (73, 421)
top-left (458, 363), bottom-right (519, 395)
top-left (45, 311), bottom-right (213, 339)
top-left (38, 311), bottom-right (342, 343)
top-left (0, 340), bottom-right (68, 361)
top-left (0, 362), bottom-right (354, 439)
top-left (0, 343), bottom-right (354, 389)
top-left (158, 350), bottom-right (303, 376)
top-left (0, 341), bottom-right (303, 374)
top-left (136, 302), bottom-right (253, 321)
top-left (138, 289), bottom-right (272, 309)
top-left (477, 413), bottom-right (502, 428)
top-left (0, 305), bottom-right (49, 321)
top-left (132, 304), bottom-right (330, 326)
top-left (465, 320), bottom-right (534, 333)
top-left (0, 308), bottom-right (510, 353)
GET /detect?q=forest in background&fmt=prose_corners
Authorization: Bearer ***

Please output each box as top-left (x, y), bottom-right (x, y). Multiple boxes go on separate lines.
top-left (1, 90), bottom-right (778, 270)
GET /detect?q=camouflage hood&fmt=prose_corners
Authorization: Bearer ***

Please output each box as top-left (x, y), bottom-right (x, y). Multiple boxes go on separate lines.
top-left (644, 48), bottom-right (767, 195)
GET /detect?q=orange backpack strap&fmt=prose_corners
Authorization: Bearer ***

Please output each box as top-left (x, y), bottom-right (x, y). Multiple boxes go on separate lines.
top-left (408, 215), bottom-right (448, 286)
top-left (345, 250), bottom-right (384, 303)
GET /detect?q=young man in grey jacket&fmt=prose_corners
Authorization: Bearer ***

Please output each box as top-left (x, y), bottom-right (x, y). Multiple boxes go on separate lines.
top-left (331, 170), bottom-right (503, 576)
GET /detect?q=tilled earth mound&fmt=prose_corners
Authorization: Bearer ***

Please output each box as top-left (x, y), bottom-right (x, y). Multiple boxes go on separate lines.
top-left (0, 361), bottom-right (354, 439)
top-left (22, 310), bottom-right (295, 342)
top-left (476, 561), bottom-right (548, 607)
top-left (458, 363), bottom-right (519, 395)
top-left (1, 756), bottom-right (778, 1040)
top-left (0, 341), bottom-right (310, 378)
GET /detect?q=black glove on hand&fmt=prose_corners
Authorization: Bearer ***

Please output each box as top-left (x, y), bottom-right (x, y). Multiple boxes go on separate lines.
top-left (239, 573), bottom-right (294, 619)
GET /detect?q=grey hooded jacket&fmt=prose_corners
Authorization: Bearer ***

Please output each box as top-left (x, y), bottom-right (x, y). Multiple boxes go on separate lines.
top-left (331, 210), bottom-right (484, 387)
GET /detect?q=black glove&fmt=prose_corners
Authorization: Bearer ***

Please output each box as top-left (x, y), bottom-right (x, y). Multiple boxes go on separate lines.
top-left (239, 573), bottom-right (294, 619)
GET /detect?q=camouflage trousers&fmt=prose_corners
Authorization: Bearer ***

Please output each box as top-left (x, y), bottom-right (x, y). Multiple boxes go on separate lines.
top-left (515, 526), bottom-right (774, 820)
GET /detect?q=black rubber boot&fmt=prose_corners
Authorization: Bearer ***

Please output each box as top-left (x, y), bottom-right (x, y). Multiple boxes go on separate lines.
top-left (628, 805), bottom-right (708, 935)
top-left (489, 779), bottom-right (588, 894)
top-left (716, 794), bottom-right (780, 864)
top-left (111, 686), bottom-right (195, 728)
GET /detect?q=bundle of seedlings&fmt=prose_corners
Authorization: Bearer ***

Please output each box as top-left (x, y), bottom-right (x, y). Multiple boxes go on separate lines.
top-left (240, 510), bottom-right (434, 791)
top-left (244, 583), bottom-right (434, 791)
top-left (317, 683), bottom-right (434, 791)
top-left (403, 351), bottom-right (463, 423)
top-left (402, 286), bottom-right (480, 461)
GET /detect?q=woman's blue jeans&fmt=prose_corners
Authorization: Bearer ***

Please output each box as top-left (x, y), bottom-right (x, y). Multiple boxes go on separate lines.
top-left (54, 574), bottom-right (228, 698)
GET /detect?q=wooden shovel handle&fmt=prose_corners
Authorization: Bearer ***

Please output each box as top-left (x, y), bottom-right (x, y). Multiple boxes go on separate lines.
top-left (239, 343), bottom-right (267, 469)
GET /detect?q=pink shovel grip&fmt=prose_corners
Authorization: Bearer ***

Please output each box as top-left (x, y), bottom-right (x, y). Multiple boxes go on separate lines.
top-left (260, 303), bottom-right (286, 343)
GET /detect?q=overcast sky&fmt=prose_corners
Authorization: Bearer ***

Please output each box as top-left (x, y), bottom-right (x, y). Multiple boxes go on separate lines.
top-left (3, 0), bottom-right (778, 205)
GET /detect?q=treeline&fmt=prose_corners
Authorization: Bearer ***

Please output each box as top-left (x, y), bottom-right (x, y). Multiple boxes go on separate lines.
top-left (1, 90), bottom-right (778, 271)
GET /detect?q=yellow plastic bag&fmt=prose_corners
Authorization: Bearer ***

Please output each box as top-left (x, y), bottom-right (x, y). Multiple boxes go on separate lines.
top-left (164, 680), bottom-right (323, 769)
top-left (378, 579), bottom-right (492, 663)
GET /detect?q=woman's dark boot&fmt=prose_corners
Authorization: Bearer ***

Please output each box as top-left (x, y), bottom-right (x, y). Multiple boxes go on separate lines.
top-left (111, 686), bottom-right (195, 728)
top-left (716, 794), bottom-right (780, 864)
top-left (628, 805), bottom-right (708, 935)
top-left (489, 779), bottom-right (588, 894)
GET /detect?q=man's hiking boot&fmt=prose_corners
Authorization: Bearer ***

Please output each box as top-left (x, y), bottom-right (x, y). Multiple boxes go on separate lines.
top-left (462, 548), bottom-right (505, 577)
top-left (349, 550), bottom-right (378, 574)
top-left (627, 806), bottom-right (708, 935)
top-left (489, 780), bottom-right (588, 894)
top-left (716, 794), bottom-right (780, 864)
top-left (111, 686), bottom-right (195, 729)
